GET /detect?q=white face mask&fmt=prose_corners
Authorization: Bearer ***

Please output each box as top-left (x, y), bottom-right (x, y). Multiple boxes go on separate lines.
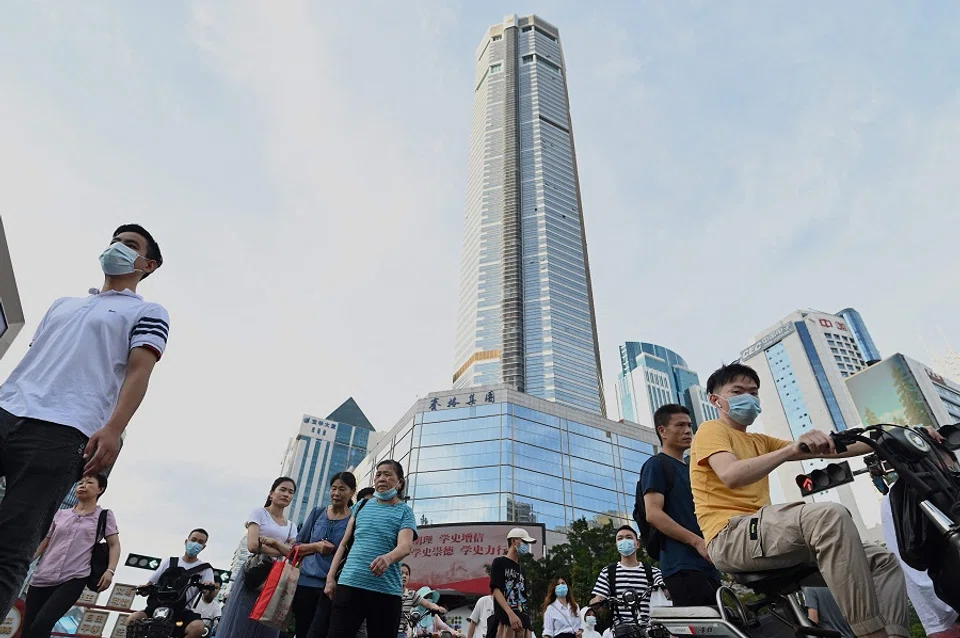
top-left (99, 242), bottom-right (141, 276)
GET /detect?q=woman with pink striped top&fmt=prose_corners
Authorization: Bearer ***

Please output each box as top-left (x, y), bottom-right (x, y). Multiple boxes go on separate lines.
top-left (23, 474), bottom-right (120, 638)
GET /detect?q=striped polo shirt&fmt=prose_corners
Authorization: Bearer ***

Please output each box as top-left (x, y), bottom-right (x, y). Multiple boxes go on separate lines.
top-left (0, 289), bottom-right (170, 437)
top-left (339, 499), bottom-right (418, 597)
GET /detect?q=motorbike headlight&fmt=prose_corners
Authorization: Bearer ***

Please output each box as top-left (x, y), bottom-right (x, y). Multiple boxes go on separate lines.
top-left (153, 607), bottom-right (172, 620)
top-left (621, 590), bottom-right (637, 605)
top-left (906, 431), bottom-right (930, 452)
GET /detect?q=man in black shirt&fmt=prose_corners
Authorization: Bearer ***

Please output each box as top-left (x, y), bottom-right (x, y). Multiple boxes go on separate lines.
top-left (490, 528), bottom-right (536, 638)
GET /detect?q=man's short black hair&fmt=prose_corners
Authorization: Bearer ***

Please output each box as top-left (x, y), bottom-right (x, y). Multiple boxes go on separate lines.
top-left (653, 404), bottom-right (691, 443)
top-left (357, 487), bottom-right (375, 500)
top-left (114, 224), bottom-right (162, 277)
top-left (615, 524), bottom-right (638, 539)
top-left (706, 363), bottom-right (761, 395)
top-left (189, 528), bottom-right (209, 542)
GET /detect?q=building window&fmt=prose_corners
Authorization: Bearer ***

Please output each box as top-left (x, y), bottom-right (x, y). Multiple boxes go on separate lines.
top-left (492, 34), bottom-right (502, 42)
top-left (522, 25), bottom-right (533, 32)
top-left (490, 63), bottom-right (502, 74)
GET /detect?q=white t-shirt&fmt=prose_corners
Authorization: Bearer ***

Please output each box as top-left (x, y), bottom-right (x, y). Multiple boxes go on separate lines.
top-left (880, 493), bottom-right (958, 634)
top-left (469, 595), bottom-right (495, 637)
top-left (148, 557), bottom-right (215, 606)
top-left (247, 508), bottom-right (298, 542)
top-left (192, 598), bottom-right (221, 621)
top-left (0, 289), bottom-right (170, 437)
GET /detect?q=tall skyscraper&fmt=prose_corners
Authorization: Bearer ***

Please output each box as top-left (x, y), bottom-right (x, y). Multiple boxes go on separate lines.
top-left (280, 398), bottom-right (375, 527)
top-left (738, 309), bottom-right (878, 540)
top-left (837, 308), bottom-right (882, 365)
top-left (617, 342), bottom-right (717, 431)
top-left (453, 15), bottom-right (605, 416)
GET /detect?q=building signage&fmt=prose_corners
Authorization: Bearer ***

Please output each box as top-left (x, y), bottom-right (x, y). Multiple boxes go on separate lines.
top-left (405, 522), bottom-right (544, 595)
top-left (818, 318), bottom-right (847, 331)
top-left (78, 610), bottom-right (110, 636)
top-left (740, 323), bottom-right (796, 360)
top-left (77, 588), bottom-right (100, 605)
top-left (427, 391), bottom-right (497, 412)
top-left (107, 584), bottom-right (137, 610)
top-left (0, 600), bottom-right (22, 637)
top-left (110, 615), bottom-right (130, 638)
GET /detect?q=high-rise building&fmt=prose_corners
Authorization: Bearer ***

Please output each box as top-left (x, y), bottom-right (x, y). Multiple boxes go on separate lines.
top-left (352, 384), bottom-right (659, 546)
top-left (0, 216), bottom-right (25, 360)
top-left (222, 535), bottom-right (251, 600)
top-left (738, 309), bottom-right (880, 540)
top-left (837, 308), bottom-right (882, 365)
top-left (617, 342), bottom-right (718, 431)
top-left (452, 15), bottom-right (605, 416)
top-left (281, 398), bottom-right (375, 528)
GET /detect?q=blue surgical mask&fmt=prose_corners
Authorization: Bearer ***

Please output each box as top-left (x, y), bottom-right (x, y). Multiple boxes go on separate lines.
top-left (517, 542), bottom-right (530, 556)
top-left (555, 584), bottom-right (569, 598)
top-left (185, 541), bottom-right (204, 557)
top-left (723, 394), bottom-right (762, 426)
top-left (375, 488), bottom-right (398, 501)
top-left (99, 243), bottom-right (141, 276)
top-left (617, 539), bottom-right (636, 556)
top-left (586, 617), bottom-right (597, 628)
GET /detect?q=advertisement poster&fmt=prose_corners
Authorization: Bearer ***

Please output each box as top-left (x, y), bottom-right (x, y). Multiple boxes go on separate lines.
top-left (110, 614), bottom-right (130, 638)
top-left (77, 588), bottom-right (100, 606)
top-left (405, 523), bottom-right (545, 594)
top-left (846, 355), bottom-right (937, 428)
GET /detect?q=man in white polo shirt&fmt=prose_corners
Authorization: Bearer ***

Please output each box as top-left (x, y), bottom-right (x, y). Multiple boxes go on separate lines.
top-left (0, 223), bottom-right (170, 619)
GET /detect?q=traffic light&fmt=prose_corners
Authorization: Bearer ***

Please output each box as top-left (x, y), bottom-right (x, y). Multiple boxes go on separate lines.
top-left (795, 461), bottom-right (854, 496)
top-left (126, 553), bottom-right (163, 570)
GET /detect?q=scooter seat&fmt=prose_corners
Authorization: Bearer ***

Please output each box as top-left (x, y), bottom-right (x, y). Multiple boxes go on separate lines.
top-left (731, 564), bottom-right (824, 595)
top-left (650, 606), bottom-right (721, 619)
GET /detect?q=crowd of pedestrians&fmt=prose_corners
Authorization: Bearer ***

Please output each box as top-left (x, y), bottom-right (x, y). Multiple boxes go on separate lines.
top-left (1, 224), bottom-right (959, 638)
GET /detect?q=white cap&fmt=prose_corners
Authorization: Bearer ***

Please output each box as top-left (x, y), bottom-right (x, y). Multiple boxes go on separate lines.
top-left (507, 528), bottom-right (537, 543)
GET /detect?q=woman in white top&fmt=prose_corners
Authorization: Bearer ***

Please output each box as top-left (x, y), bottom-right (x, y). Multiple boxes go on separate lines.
top-left (218, 477), bottom-right (300, 638)
top-left (541, 577), bottom-right (582, 638)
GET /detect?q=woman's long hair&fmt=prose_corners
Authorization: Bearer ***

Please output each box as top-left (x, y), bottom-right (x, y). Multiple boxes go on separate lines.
top-left (541, 576), bottom-right (578, 615)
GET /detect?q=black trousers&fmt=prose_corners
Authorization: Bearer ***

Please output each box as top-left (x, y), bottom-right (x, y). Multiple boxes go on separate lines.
top-left (663, 570), bottom-right (721, 607)
top-left (0, 409), bottom-right (87, 621)
top-left (296, 585), bottom-right (332, 638)
top-left (23, 577), bottom-right (88, 638)
top-left (327, 585), bottom-right (401, 638)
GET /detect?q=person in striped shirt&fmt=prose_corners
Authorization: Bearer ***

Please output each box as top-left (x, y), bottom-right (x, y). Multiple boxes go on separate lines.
top-left (589, 526), bottom-right (665, 629)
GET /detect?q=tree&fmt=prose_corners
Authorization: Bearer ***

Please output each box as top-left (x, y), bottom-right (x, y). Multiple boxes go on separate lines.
top-left (864, 407), bottom-right (880, 425)
top-left (891, 360), bottom-right (935, 427)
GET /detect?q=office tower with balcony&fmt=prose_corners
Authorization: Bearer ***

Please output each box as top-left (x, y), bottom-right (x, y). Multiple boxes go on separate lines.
top-left (617, 342), bottom-right (718, 431)
top-left (453, 14), bottom-right (605, 416)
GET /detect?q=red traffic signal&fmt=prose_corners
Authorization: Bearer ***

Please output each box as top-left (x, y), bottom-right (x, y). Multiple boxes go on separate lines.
top-left (795, 462), bottom-right (854, 497)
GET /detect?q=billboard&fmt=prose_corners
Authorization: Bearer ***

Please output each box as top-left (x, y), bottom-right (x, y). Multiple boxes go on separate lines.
top-left (405, 523), bottom-right (546, 595)
top-left (845, 354), bottom-right (937, 428)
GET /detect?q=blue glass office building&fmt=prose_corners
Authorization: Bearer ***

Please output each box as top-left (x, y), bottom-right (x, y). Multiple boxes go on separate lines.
top-left (281, 398), bottom-right (374, 528)
top-left (837, 308), bottom-right (882, 365)
top-left (354, 385), bottom-right (658, 538)
top-left (452, 15), bottom-right (605, 416)
top-left (618, 342), bottom-right (717, 431)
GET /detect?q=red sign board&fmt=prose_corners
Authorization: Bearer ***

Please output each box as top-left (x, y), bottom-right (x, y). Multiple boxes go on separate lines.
top-left (405, 523), bottom-right (546, 595)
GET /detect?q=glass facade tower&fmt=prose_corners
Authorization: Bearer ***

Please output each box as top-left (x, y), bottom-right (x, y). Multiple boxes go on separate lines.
top-left (353, 385), bottom-right (657, 538)
top-left (280, 398), bottom-right (374, 528)
top-left (837, 308), bottom-right (882, 365)
top-left (617, 342), bottom-right (717, 431)
top-left (453, 15), bottom-right (605, 416)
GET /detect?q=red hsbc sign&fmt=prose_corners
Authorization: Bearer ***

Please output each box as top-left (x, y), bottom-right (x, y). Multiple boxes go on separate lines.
top-left (818, 318), bottom-right (847, 331)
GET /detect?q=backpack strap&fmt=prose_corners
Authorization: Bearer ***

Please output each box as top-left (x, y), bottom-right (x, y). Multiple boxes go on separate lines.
top-left (643, 563), bottom-right (653, 590)
top-left (184, 562), bottom-right (212, 577)
top-left (606, 563), bottom-right (618, 599)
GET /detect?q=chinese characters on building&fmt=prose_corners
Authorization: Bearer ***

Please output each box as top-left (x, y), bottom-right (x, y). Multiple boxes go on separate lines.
top-left (410, 532), bottom-right (507, 558)
top-left (429, 391), bottom-right (496, 411)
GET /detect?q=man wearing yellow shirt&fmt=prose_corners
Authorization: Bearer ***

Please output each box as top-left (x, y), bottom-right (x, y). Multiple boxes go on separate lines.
top-left (691, 363), bottom-right (908, 638)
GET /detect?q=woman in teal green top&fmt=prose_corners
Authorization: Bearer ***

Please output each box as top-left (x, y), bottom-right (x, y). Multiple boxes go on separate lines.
top-left (326, 459), bottom-right (418, 638)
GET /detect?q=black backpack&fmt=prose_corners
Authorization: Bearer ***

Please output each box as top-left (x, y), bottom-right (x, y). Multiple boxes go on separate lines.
top-left (632, 454), bottom-right (675, 558)
top-left (151, 558), bottom-right (212, 610)
top-left (606, 562), bottom-right (653, 605)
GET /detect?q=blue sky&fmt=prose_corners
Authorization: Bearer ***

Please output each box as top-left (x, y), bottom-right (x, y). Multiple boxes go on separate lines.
top-left (2, 1), bottom-right (959, 574)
